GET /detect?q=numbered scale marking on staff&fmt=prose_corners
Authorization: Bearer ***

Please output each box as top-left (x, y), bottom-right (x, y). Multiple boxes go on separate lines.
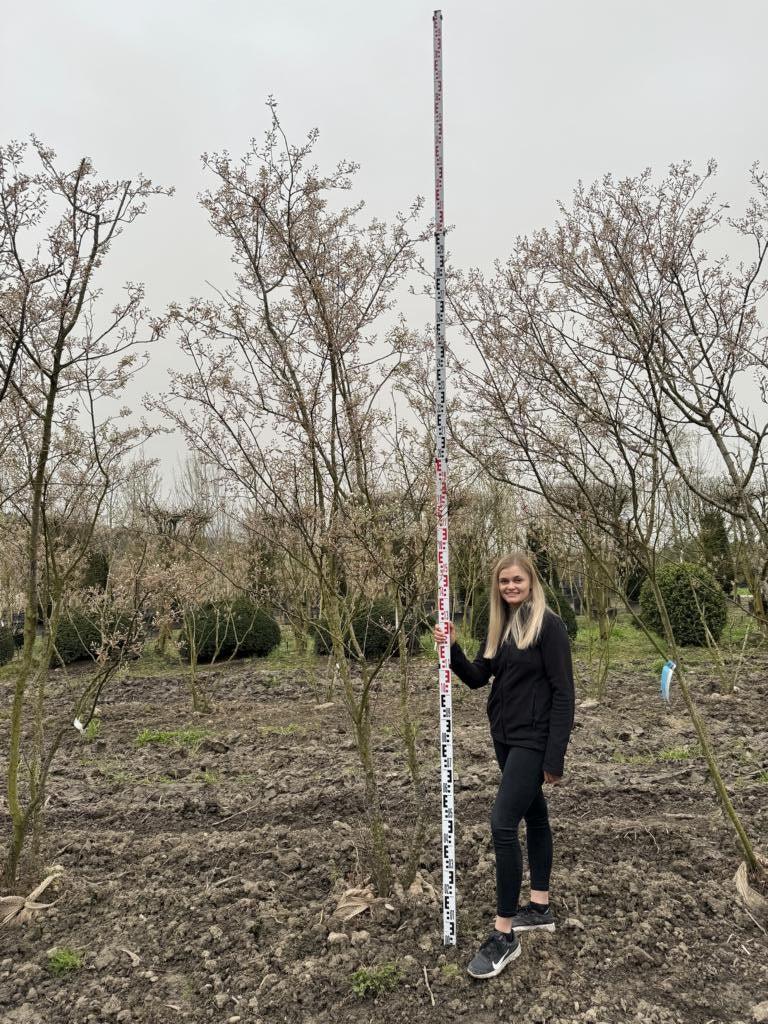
top-left (433, 9), bottom-right (457, 947)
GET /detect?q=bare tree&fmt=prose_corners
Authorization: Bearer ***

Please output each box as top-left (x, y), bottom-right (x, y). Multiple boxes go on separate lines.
top-left (154, 106), bottom-right (429, 893)
top-left (0, 139), bottom-right (169, 886)
top-left (443, 168), bottom-right (765, 877)
top-left (526, 161), bottom-right (768, 598)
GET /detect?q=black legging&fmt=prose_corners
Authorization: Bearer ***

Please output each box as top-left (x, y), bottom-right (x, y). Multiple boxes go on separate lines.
top-left (491, 741), bottom-right (553, 917)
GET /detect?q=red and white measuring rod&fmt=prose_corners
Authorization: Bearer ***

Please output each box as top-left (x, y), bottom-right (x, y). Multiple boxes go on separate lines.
top-left (433, 9), bottom-right (456, 947)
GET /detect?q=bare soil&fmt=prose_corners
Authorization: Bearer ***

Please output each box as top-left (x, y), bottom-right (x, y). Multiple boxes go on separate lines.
top-left (1, 653), bottom-right (767, 1024)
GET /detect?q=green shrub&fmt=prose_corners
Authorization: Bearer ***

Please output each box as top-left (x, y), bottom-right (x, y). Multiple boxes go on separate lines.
top-left (350, 598), bottom-right (399, 659)
top-left (698, 510), bottom-right (735, 595)
top-left (0, 622), bottom-right (14, 665)
top-left (54, 610), bottom-right (145, 665)
top-left (179, 598), bottom-right (281, 664)
top-left (639, 561), bottom-right (727, 647)
top-left (470, 585), bottom-right (577, 641)
top-left (54, 612), bottom-right (101, 665)
top-left (545, 586), bottom-right (578, 640)
top-left (314, 599), bottom-right (420, 660)
top-left (233, 599), bottom-right (281, 657)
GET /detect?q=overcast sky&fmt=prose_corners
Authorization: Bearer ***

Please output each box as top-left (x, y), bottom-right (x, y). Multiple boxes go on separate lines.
top-left (2, 0), bottom-right (766, 474)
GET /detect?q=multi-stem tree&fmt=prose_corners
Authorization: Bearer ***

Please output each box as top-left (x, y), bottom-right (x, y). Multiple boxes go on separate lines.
top-left (0, 139), bottom-right (169, 887)
top-left (530, 162), bottom-right (768, 610)
top-left (155, 107), bottom-right (428, 893)
top-left (445, 163), bottom-right (765, 879)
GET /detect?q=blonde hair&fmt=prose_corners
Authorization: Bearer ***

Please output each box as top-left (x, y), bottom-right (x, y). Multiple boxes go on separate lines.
top-left (484, 552), bottom-right (548, 657)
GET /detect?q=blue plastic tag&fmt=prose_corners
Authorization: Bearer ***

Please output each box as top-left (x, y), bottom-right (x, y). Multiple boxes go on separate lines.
top-left (660, 660), bottom-right (676, 702)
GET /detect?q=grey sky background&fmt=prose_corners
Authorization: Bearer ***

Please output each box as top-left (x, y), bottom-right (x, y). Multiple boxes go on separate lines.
top-left (2, 0), bottom-right (767, 477)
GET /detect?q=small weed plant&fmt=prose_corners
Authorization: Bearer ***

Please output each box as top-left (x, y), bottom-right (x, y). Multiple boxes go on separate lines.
top-left (350, 962), bottom-right (402, 1000)
top-left (613, 743), bottom-right (702, 766)
top-left (98, 763), bottom-right (130, 785)
top-left (80, 718), bottom-right (101, 742)
top-left (48, 947), bottom-right (82, 976)
top-left (659, 743), bottom-right (702, 762)
top-left (440, 962), bottom-right (461, 980)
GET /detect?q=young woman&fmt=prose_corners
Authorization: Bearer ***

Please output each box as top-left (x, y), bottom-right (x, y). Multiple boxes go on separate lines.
top-left (434, 551), bottom-right (575, 979)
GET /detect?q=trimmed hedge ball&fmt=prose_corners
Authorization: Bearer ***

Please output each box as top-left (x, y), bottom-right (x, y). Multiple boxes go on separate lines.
top-left (54, 612), bottom-right (101, 665)
top-left (639, 561), bottom-right (727, 647)
top-left (314, 599), bottom-right (420, 659)
top-left (53, 610), bottom-right (146, 666)
top-left (179, 598), bottom-right (281, 664)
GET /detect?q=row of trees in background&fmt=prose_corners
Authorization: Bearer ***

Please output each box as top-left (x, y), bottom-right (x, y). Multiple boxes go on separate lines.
top-left (2, 125), bottom-right (767, 892)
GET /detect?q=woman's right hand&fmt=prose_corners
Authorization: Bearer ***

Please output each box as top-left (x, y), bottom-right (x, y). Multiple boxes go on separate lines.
top-left (433, 620), bottom-right (455, 645)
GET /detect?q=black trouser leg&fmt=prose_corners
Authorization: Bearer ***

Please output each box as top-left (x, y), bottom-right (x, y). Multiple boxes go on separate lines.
top-left (491, 742), bottom-right (553, 917)
top-left (525, 786), bottom-right (553, 893)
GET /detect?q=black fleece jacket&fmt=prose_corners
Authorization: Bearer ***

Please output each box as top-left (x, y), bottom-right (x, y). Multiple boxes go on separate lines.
top-left (450, 609), bottom-right (575, 776)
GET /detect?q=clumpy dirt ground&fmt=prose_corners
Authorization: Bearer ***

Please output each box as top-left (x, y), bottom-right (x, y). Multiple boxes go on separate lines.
top-left (1, 651), bottom-right (767, 1024)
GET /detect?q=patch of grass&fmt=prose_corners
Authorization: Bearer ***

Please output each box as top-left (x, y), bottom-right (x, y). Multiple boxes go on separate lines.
top-left (574, 617), bottom-right (659, 662)
top-left (440, 962), bottom-right (461, 980)
top-left (114, 769), bottom-right (220, 787)
top-left (350, 962), bottom-right (402, 1000)
top-left (0, 634), bottom-right (47, 681)
top-left (231, 771), bottom-right (258, 787)
top-left (256, 723), bottom-right (306, 737)
top-left (100, 767), bottom-right (130, 785)
top-left (719, 607), bottom-right (762, 647)
top-left (134, 726), bottom-right (208, 750)
top-left (756, 770), bottom-right (768, 784)
top-left (612, 751), bottom-right (655, 766)
top-left (266, 626), bottom-right (316, 668)
top-left (612, 743), bottom-right (701, 766)
top-left (658, 743), bottom-right (701, 761)
top-left (573, 607), bottom-right (762, 671)
top-left (89, 763), bottom-right (229, 789)
top-left (48, 947), bottom-right (83, 976)
top-left (81, 756), bottom-right (131, 786)
top-left (0, 662), bottom-right (18, 684)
